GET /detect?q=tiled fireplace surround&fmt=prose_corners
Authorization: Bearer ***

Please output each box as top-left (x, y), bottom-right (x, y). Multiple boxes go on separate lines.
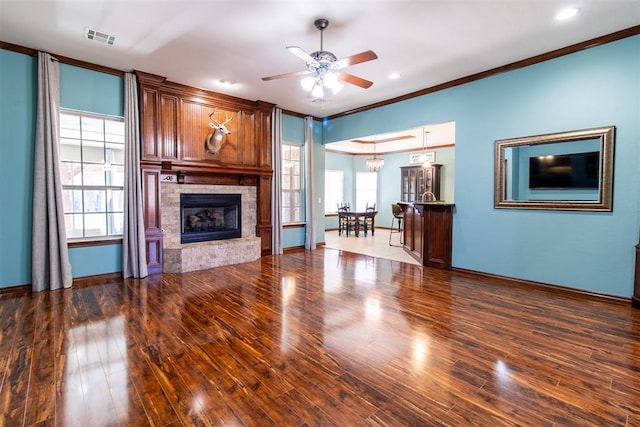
top-left (160, 183), bottom-right (261, 273)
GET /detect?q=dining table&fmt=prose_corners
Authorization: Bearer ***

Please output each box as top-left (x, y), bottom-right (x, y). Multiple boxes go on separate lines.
top-left (339, 210), bottom-right (377, 237)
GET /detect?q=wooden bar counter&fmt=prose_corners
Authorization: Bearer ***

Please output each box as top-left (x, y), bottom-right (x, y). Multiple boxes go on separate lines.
top-left (397, 201), bottom-right (454, 269)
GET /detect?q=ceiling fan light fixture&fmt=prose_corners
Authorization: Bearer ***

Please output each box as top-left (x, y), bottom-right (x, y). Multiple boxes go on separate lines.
top-left (262, 18), bottom-right (377, 98)
top-left (301, 76), bottom-right (316, 92)
top-left (310, 83), bottom-right (324, 98)
top-left (325, 73), bottom-right (343, 94)
top-left (323, 72), bottom-right (338, 87)
top-left (301, 71), bottom-right (343, 97)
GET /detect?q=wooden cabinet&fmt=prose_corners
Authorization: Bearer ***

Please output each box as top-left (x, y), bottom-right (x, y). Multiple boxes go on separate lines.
top-left (142, 167), bottom-right (163, 275)
top-left (399, 202), bottom-right (454, 270)
top-left (400, 165), bottom-right (442, 202)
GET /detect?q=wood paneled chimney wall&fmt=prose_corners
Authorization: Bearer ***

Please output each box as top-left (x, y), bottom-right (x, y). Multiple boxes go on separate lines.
top-left (135, 71), bottom-right (275, 273)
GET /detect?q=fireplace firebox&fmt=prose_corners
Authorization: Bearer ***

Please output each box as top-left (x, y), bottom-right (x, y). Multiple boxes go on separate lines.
top-left (180, 193), bottom-right (241, 244)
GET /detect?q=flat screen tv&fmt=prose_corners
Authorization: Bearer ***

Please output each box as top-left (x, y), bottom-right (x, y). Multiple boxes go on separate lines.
top-left (529, 151), bottom-right (599, 189)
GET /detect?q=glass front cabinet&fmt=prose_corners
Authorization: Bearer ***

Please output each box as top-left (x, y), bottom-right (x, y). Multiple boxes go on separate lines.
top-left (400, 165), bottom-right (442, 202)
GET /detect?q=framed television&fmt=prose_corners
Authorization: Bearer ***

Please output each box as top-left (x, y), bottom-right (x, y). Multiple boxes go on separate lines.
top-left (494, 126), bottom-right (615, 212)
top-left (529, 151), bottom-right (599, 189)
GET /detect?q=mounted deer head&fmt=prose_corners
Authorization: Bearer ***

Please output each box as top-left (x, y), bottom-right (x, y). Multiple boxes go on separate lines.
top-left (205, 110), bottom-right (233, 154)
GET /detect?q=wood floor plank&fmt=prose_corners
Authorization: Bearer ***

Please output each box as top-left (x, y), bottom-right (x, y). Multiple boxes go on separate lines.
top-left (1, 248), bottom-right (639, 426)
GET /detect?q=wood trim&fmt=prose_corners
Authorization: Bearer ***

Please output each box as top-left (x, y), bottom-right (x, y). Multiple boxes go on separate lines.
top-left (327, 25), bottom-right (640, 120)
top-left (452, 267), bottom-right (632, 306)
top-left (283, 246), bottom-right (305, 254)
top-left (136, 69), bottom-right (274, 109)
top-left (633, 243), bottom-right (640, 309)
top-left (55, 55), bottom-right (124, 76)
top-left (325, 143), bottom-right (456, 155)
top-left (68, 238), bottom-right (123, 248)
top-left (0, 41), bottom-right (124, 76)
top-left (0, 284), bottom-right (31, 299)
top-left (281, 109), bottom-right (323, 122)
top-left (0, 41), bottom-right (37, 55)
top-left (283, 223), bottom-right (305, 229)
top-left (73, 272), bottom-right (124, 288)
top-left (0, 271), bottom-right (126, 298)
top-left (283, 242), bottom-right (326, 253)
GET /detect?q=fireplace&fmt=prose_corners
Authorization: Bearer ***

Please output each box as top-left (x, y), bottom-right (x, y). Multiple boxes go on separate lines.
top-left (162, 184), bottom-right (260, 273)
top-left (180, 193), bottom-right (241, 243)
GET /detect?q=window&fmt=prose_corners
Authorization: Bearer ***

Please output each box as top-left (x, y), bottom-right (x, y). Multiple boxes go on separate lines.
top-left (324, 170), bottom-right (344, 213)
top-left (356, 172), bottom-right (377, 211)
top-left (59, 110), bottom-right (125, 240)
top-left (282, 143), bottom-right (303, 223)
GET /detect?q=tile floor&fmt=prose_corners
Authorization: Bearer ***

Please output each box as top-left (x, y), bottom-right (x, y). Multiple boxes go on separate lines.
top-left (323, 228), bottom-right (420, 265)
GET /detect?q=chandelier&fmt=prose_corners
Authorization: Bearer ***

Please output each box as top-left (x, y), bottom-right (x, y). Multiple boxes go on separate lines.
top-left (418, 129), bottom-right (432, 168)
top-left (365, 139), bottom-right (384, 171)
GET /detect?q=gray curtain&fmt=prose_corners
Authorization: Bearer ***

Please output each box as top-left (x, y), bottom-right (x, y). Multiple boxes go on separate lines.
top-left (304, 116), bottom-right (316, 250)
top-left (271, 108), bottom-right (283, 255)
top-left (32, 52), bottom-right (72, 292)
top-left (122, 73), bottom-right (148, 278)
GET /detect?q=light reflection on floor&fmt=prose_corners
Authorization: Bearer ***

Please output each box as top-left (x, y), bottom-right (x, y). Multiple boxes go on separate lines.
top-left (65, 315), bottom-right (127, 425)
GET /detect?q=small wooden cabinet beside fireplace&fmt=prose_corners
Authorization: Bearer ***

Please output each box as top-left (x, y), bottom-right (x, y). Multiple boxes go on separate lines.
top-left (142, 168), bottom-right (163, 274)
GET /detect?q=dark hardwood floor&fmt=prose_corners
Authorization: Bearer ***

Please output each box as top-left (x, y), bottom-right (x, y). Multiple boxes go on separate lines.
top-left (1, 248), bottom-right (639, 426)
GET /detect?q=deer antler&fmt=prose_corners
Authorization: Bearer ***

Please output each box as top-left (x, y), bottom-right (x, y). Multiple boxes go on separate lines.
top-left (221, 112), bottom-right (233, 125)
top-left (208, 110), bottom-right (233, 126)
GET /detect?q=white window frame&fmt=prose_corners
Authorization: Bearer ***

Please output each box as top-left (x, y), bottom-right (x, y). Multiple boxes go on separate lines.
top-left (281, 142), bottom-right (304, 224)
top-left (356, 172), bottom-right (377, 212)
top-left (59, 109), bottom-right (125, 241)
top-left (324, 169), bottom-right (344, 213)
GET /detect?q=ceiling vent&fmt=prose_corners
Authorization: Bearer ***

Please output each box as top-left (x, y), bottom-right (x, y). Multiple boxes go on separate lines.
top-left (84, 28), bottom-right (116, 45)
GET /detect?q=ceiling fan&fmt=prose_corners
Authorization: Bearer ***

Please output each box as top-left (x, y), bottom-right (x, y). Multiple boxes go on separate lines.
top-left (261, 18), bottom-right (378, 98)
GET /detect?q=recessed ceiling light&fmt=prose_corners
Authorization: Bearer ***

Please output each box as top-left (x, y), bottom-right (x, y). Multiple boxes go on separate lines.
top-left (389, 72), bottom-right (400, 80)
top-left (555, 7), bottom-right (579, 21)
top-left (218, 80), bottom-right (235, 87)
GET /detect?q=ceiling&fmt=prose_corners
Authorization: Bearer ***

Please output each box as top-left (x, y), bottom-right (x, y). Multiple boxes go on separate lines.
top-left (325, 121), bottom-right (455, 155)
top-left (1, 0), bottom-right (638, 122)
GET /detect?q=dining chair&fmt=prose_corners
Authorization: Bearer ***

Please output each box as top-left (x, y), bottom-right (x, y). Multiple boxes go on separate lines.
top-left (360, 203), bottom-right (376, 236)
top-left (337, 204), bottom-right (355, 236)
top-left (389, 203), bottom-right (404, 246)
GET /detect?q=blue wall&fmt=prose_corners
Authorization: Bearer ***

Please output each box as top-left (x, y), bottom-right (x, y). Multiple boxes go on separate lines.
top-left (321, 36), bottom-right (640, 297)
top-left (60, 63), bottom-right (123, 116)
top-left (0, 50), bottom-right (124, 287)
top-left (0, 50), bottom-right (36, 287)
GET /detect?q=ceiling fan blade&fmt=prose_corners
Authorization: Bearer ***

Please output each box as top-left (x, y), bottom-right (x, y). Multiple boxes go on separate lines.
top-left (286, 46), bottom-right (320, 67)
top-left (333, 50), bottom-right (378, 69)
top-left (262, 70), bottom-right (312, 81)
top-left (336, 71), bottom-right (374, 89)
